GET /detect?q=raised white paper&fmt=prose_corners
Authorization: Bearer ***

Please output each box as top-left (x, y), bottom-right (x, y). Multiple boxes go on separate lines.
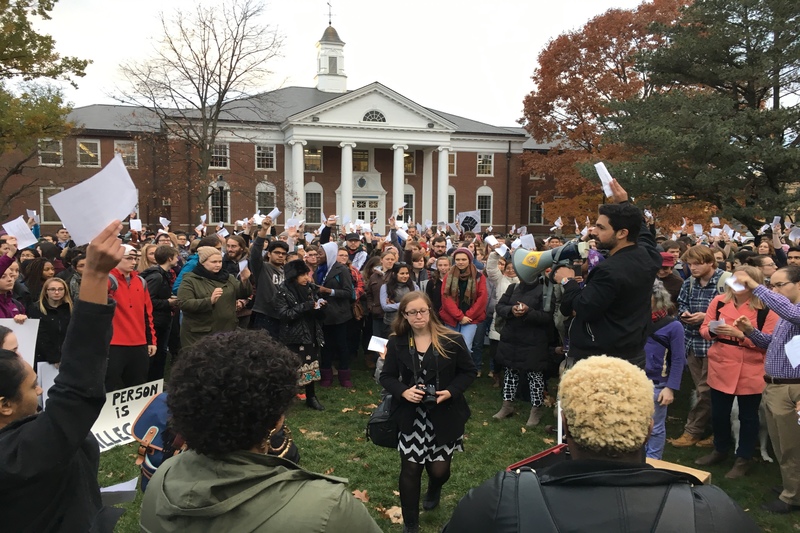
top-left (304, 232), bottom-right (316, 243)
top-left (789, 227), bottom-right (800, 242)
top-left (520, 234), bottom-right (536, 250)
top-left (159, 217), bottom-right (170, 228)
top-left (216, 228), bottom-right (230, 238)
top-left (2, 215), bottom-right (38, 249)
top-left (26, 209), bottom-right (40, 224)
top-left (37, 362), bottom-right (58, 410)
top-left (396, 228), bottom-right (409, 241)
top-left (693, 224), bottom-right (703, 236)
top-left (496, 244), bottom-right (509, 257)
top-left (725, 277), bottom-right (746, 292)
top-left (237, 259), bottom-right (248, 273)
top-left (511, 238), bottom-right (522, 250)
top-left (49, 155), bottom-right (138, 245)
top-left (594, 162), bottom-right (614, 197)
top-left (712, 217), bottom-right (720, 226)
top-left (129, 219), bottom-right (142, 232)
top-left (267, 208), bottom-right (281, 220)
top-left (285, 218), bottom-right (299, 229)
top-left (485, 235), bottom-right (499, 247)
top-left (200, 214), bottom-right (207, 223)
top-left (367, 336), bottom-right (389, 353)
top-left (0, 318), bottom-right (39, 368)
top-left (710, 228), bottom-right (722, 237)
top-left (773, 216), bottom-right (782, 226)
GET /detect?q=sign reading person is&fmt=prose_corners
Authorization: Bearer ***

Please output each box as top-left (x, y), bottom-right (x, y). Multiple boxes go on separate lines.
top-left (91, 380), bottom-right (164, 452)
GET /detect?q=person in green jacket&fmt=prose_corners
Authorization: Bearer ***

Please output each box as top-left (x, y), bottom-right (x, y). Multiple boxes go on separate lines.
top-left (139, 330), bottom-right (382, 533)
top-left (177, 246), bottom-right (252, 350)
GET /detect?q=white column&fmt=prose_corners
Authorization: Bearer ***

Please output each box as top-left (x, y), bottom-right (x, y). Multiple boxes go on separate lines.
top-left (392, 144), bottom-right (408, 214)
top-left (422, 149), bottom-right (433, 223)
top-left (288, 139), bottom-right (307, 216)
top-left (437, 146), bottom-right (450, 222)
top-left (339, 142), bottom-right (356, 222)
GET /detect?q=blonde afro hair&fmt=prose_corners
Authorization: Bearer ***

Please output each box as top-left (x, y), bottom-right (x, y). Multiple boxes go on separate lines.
top-left (560, 356), bottom-right (654, 456)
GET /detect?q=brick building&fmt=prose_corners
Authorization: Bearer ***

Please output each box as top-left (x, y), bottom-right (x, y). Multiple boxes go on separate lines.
top-left (4, 25), bottom-right (552, 236)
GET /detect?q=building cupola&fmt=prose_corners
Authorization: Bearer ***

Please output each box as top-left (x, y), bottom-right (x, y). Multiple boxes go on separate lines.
top-left (315, 25), bottom-right (347, 93)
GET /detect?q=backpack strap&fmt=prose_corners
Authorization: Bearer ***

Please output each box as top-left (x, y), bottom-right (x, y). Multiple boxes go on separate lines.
top-left (516, 468), bottom-right (559, 533)
top-left (756, 307), bottom-right (769, 331)
top-left (653, 483), bottom-right (697, 532)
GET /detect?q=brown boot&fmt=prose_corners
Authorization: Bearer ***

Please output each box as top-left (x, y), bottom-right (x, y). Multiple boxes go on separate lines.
top-left (669, 432), bottom-right (701, 447)
top-left (493, 400), bottom-right (515, 420)
top-left (695, 450), bottom-right (727, 466)
top-left (526, 406), bottom-right (543, 427)
top-left (725, 457), bottom-right (752, 479)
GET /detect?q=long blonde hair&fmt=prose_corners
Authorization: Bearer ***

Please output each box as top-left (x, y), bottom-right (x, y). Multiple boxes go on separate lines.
top-left (39, 277), bottom-right (73, 315)
top-left (138, 244), bottom-right (157, 272)
top-left (391, 291), bottom-right (457, 359)
top-left (722, 265), bottom-right (765, 310)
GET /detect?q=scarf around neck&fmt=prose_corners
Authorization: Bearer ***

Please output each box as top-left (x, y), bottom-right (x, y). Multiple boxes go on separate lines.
top-left (445, 263), bottom-right (478, 305)
top-left (193, 263), bottom-right (230, 283)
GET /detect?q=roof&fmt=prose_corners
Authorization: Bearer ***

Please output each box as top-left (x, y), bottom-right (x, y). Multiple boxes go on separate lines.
top-left (68, 105), bottom-right (161, 133)
top-left (319, 25), bottom-right (344, 45)
top-left (429, 109), bottom-right (524, 137)
top-left (502, 126), bottom-right (561, 150)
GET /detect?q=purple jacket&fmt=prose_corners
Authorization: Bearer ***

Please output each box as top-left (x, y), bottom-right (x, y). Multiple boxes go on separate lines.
top-left (644, 319), bottom-right (686, 391)
top-left (0, 255), bottom-right (22, 319)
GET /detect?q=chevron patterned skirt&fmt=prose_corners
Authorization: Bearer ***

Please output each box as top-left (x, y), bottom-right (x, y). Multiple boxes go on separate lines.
top-left (398, 406), bottom-right (464, 463)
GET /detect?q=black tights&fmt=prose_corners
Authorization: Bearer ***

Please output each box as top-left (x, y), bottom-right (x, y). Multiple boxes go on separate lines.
top-left (399, 457), bottom-right (452, 526)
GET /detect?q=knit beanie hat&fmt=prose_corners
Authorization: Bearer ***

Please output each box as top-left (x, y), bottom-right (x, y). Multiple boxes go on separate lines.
top-left (452, 247), bottom-right (474, 263)
top-left (197, 246), bottom-right (222, 264)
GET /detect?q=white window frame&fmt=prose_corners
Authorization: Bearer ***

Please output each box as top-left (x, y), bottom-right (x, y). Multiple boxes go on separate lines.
top-left (210, 143), bottom-right (230, 170)
top-left (38, 139), bottom-right (63, 167)
top-left (255, 145), bottom-right (276, 171)
top-left (208, 181), bottom-right (231, 224)
top-left (114, 140), bottom-right (138, 168)
top-left (448, 152), bottom-right (457, 176)
top-left (39, 186), bottom-right (64, 224)
top-left (476, 186), bottom-right (493, 225)
top-left (447, 185), bottom-right (456, 224)
top-left (256, 181), bottom-right (276, 214)
top-left (305, 181), bottom-right (323, 224)
top-left (403, 184), bottom-right (415, 223)
top-left (404, 150), bottom-right (416, 174)
top-left (77, 138), bottom-right (101, 168)
top-left (529, 172), bottom-right (544, 180)
top-left (304, 147), bottom-right (323, 172)
top-left (529, 195), bottom-right (544, 225)
top-left (477, 153), bottom-right (494, 177)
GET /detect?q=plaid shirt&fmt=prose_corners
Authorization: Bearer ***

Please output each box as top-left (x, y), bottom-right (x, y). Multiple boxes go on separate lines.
top-left (747, 285), bottom-right (800, 379)
top-left (677, 269), bottom-right (726, 358)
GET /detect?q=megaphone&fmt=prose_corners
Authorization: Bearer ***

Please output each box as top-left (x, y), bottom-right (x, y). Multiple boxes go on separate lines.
top-left (512, 242), bottom-right (590, 284)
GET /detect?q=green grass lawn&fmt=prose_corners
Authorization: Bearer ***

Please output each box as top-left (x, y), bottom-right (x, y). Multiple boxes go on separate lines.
top-left (100, 356), bottom-right (799, 532)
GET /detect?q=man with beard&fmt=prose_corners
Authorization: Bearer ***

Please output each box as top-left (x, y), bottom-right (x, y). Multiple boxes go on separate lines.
top-left (250, 217), bottom-right (288, 338)
top-left (426, 236), bottom-right (448, 269)
top-left (555, 179), bottom-right (661, 367)
top-left (222, 235), bottom-right (248, 276)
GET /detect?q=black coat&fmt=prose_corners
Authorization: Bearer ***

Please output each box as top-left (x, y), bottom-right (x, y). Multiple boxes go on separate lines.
top-left (321, 262), bottom-right (353, 326)
top-left (425, 276), bottom-right (444, 314)
top-left (142, 266), bottom-right (174, 329)
top-left (26, 301), bottom-right (72, 365)
top-left (0, 300), bottom-right (116, 532)
top-left (495, 281), bottom-right (552, 372)
top-left (380, 332), bottom-right (477, 445)
top-left (275, 282), bottom-right (325, 347)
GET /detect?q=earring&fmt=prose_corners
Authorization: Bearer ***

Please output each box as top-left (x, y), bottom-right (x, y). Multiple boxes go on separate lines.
top-left (262, 424), bottom-right (293, 458)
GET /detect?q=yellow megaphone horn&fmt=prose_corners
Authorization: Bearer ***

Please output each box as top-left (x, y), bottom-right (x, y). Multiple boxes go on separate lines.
top-left (512, 242), bottom-right (590, 284)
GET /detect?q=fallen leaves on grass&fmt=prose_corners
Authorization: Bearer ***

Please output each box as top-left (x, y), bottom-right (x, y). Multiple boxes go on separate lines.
top-left (542, 438), bottom-right (555, 445)
top-left (298, 428), bottom-right (308, 434)
top-left (393, 490), bottom-right (400, 496)
top-left (323, 467), bottom-right (335, 475)
top-left (352, 489), bottom-right (369, 503)
top-left (483, 421), bottom-right (489, 426)
top-left (521, 427), bottom-right (527, 434)
top-left (303, 431), bottom-right (328, 441)
top-left (363, 403), bottom-right (378, 409)
top-left (384, 505), bottom-right (403, 524)
top-left (341, 407), bottom-right (354, 413)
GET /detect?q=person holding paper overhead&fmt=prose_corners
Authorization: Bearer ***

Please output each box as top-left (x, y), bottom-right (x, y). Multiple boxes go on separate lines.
top-left (0, 221), bottom-right (127, 532)
top-left (696, 265), bottom-right (777, 479)
top-left (732, 266), bottom-right (800, 513)
top-left (556, 179), bottom-right (661, 367)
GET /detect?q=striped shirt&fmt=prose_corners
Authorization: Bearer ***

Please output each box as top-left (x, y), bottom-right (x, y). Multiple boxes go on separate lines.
top-left (745, 285), bottom-right (800, 379)
top-left (677, 269), bottom-right (726, 358)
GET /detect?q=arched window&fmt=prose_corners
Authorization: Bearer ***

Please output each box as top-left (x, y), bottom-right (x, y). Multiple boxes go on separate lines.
top-left (256, 181), bottom-right (276, 214)
top-left (208, 179), bottom-right (231, 224)
top-left (476, 185), bottom-right (493, 225)
top-left (362, 110), bottom-right (386, 122)
top-left (305, 181), bottom-right (324, 224)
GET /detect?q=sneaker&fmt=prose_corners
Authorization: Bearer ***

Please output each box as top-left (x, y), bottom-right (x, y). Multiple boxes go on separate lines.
top-left (761, 499), bottom-right (800, 514)
top-left (695, 435), bottom-right (714, 447)
top-left (669, 433), bottom-right (701, 447)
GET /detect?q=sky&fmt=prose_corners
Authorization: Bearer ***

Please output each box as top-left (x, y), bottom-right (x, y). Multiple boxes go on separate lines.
top-left (39, 0), bottom-right (646, 127)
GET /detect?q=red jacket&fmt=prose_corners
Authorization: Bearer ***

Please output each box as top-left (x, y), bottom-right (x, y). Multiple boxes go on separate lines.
top-left (440, 272), bottom-right (488, 327)
top-left (108, 268), bottom-right (156, 347)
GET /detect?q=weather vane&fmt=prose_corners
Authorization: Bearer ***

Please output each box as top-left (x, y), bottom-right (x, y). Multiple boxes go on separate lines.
top-left (327, 2), bottom-right (333, 25)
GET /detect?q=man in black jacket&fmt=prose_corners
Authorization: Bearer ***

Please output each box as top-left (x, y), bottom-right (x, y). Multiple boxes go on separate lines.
top-left (142, 245), bottom-right (179, 380)
top-left (250, 216), bottom-right (288, 338)
top-left (556, 179), bottom-right (661, 366)
top-left (443, 356), bottom-right (759, 533)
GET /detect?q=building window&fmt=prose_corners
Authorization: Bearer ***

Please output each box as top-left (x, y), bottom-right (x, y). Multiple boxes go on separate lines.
top-left (363, 110), bottom-right (386, 122)
top-left (529, 172), bottom-right (544, 180)
top-left (114, 140), bottom-right (137, 168)
top-left (305, 181), bottom-right (323, 224)
top-left (353, 149), bottom-right (369, 172)
top-left (210, 143), bottom-right (229, 169)
top-left (477, 153), bottom-right (493, 176)
top-left (40, 187), bottom-right (63, 223)
top-left (38, 139), bottom-right (63, 167)
top-left (477, 186), bottom-right (493, 225)
top-left (304, 147), bottom-right (323, 172)
top-left (448, 185), bottom-right (456, 224)
top-left (448, 152), bottom-right (457, 176)
top-left (208, 181), bottom-right (230, 224)
top-left (403, 185), bottom-right (415, 222)
top-left (255, 145), bottom-right (276, 171)
top-left (77, 139), bottom-right (101, 167)
top-left (328, 56), bottom-right (337, 74)
top-left (529, 196), bottom-right (543, 224)
top-left (256, 181), bottom-right (276, 214)
top-left (404, 151), bottom-right (415, 174)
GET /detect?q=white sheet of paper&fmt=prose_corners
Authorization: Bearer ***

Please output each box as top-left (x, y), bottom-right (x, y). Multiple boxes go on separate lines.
top-left (485, 235), bottom-right (498, 246)
top-left (304, 232), bottom-right (316, 243)
top-left (510, 225), bottom-right (516, 234)
top-left (286, 218), bottom-right (299, 229)
top-left (511, 238), bottom-right (522, 250)
top-left (425, 220), bottom-right (433, 229)
top-left (712, 217), bottom-right (720, 226)
top-left (789, 227), bottom-right (800, 242)
top-left (681, 217), bottom-right (687, 229)
top-left (2, 216), bottom-right (38, 249)
top-left (200, 214), bottom-right (207, 223)
top-left (37, 362), bottom-right (59, 410)
top-left (342, 216), bottom-right (351, 227)
top-left (786, 220), bottom-right (794, 229)
top-left (48, 155), bottom-right (138, 245)
top-left (784, 335), bottom-right (800, 369)
top-left (159, 217), bottom-right (170, 228)
top-left (708, 319), bottom-right (725, 334)
top-left (129, 219), bottom-right (142, 231)
top-left (195, 223), bottom-right (205, 235)
top-left (216, 228), bottom-right (229, 238)
top-left (99, 476), bottom-right (139, 505)
top-left (520, 234), bottom-right (536, 250)
top-left (26, 209), bottom-right (40, 224)
top-left (693, 224), bottom-right (703, 236)
top-left (252, 213), bottom-right (265, 225)
top-left (518, 226), bottom-right (527, 236)
top-left (581, 227), bottom-right (589, 238)
top-left (101, 476), bottom-right (138, 494)
top-left (448, 223), bottom-right (459, 235)
top-left (396, 228), bottom-right (409, 241)
top-left (594, 162), bottom-right (614, 197)
top-left (496, 244), bottom-right (509, 257)
top-left (773, 216), bottom-right (782, 226)
top-left (237, 259), bottom-right (248, 273)
top-left (725, 277), bottom-right (746, 292)
top-left (710, 228), bottom-right (722, 237)
top-left (487, 226), bottom-right (493, 232)
top-left (267, 208), bottom-right (281, 220)
top-left (0, 318), bottom-right (39, 368)
top-left (367, 336), bottom-right (389, 353)
top-left (361, 223), bottom-right (372, 233)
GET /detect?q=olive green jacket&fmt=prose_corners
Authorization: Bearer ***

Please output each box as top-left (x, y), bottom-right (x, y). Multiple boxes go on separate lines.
top-left (140, 450), bottom-right (382, 533)
top-left (177, 271), bottom-right (252, 348)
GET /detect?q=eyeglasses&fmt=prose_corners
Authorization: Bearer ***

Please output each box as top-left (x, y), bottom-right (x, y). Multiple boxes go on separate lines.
top-left (772, 281), bottom-right (795, 288)
top-left (46, 287), bottom-right (65, 292)
top-left (404, 308), bottom-right (430, 317)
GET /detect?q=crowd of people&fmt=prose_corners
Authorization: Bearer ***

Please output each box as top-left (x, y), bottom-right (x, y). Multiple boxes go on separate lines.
top-left (0, 176), bottom-right (799, 531)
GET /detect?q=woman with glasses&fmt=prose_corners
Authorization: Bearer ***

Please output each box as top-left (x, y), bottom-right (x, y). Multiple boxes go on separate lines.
top-left (380, 291), bottom-right (477, 533)
top-left (26, 277), bottom-right (73, 369)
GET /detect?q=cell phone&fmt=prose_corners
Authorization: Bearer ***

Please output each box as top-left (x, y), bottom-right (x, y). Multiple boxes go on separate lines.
top-left (572, 265), bottom-right (582, 277)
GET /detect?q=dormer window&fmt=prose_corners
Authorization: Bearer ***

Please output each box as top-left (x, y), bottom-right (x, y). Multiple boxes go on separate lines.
top-left (363, 110), bottom-right (386, 122)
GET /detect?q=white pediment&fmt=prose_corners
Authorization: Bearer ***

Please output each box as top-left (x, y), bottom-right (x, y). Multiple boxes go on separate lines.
top-left (286, 82), bottom-right (457, 131)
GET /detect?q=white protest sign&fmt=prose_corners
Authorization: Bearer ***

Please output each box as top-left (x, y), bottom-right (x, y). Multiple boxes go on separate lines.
top-left (49, 155), bottom-right (138, 245)
top-left (37, 362), bottom-right (58, 409)
top-left (129, 219), bottom-right (142, 232)
top-left (511, 238), bottom-right (522, 250)
top-left (396, 228), bottom-right (409, 241)
top-left (2, 216), bottom-right (38, 249)
top-left (200, 214), bottom-right (207, 223)
top-left (0, 318), bottom-right (39, 368)
top-left (773, 216), bottom-right (782, 226)
top-left (92, 379), bottom-right (164, 452)
top-left (594, 162), bottom-right (614, 197)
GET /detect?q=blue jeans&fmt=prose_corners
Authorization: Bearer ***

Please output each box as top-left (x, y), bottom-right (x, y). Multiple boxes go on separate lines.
top-left (646, 386), bottom-right (669, 459)
top-left (470, 315), bottom-right (492, 372)
top-left (446, 323), bottom-right (477, 355)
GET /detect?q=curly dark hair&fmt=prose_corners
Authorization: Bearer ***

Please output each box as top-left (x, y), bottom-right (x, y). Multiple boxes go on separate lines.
top-left (166, 330), bottom-right (300, 455)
